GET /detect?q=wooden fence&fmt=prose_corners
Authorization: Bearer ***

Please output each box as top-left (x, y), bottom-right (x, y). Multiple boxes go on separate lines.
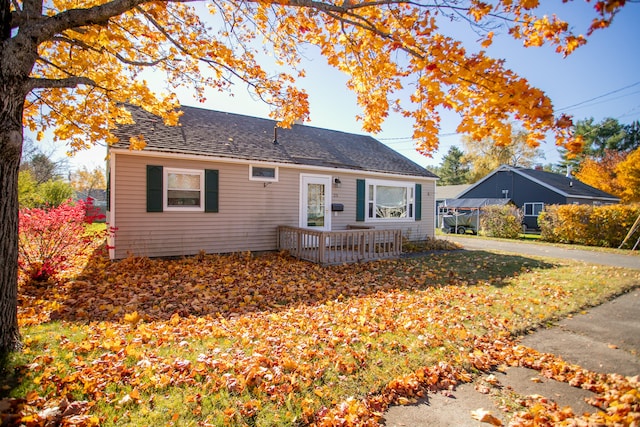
top-left (277, 226), bottom-right (403, 265)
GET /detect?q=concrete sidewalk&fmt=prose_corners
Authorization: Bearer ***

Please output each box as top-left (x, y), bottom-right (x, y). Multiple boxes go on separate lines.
top-left (383, 238), bottom-right (640, 426)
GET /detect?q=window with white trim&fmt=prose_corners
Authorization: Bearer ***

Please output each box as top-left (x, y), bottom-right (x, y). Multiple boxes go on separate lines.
top-left (366, 180), bottom-right (414, 220)
top-left (523, 202), bottom-right (544, 217)
top-left (165, 168), bottom-right (204, 211)
top-left (249, 165), bottom-right (278, 182)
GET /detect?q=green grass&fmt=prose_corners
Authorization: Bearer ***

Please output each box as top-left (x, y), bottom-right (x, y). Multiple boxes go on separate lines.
top-left (518, 232), bottom-right (541, 241)
top-left (3, 248), bottom-right (640, 426)
top-left (85, 222), bottom-right (107, 233)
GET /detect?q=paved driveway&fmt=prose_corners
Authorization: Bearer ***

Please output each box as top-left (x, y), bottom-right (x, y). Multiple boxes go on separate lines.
top-left (442, 234), bottom-right (640, 270)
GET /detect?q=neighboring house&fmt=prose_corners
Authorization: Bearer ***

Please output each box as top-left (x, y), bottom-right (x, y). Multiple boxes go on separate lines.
top-left (107, 105), bottom-right (438, 260)
top-left (75, 189), bottom-right (107, 221)
top-left (457, 165), bottom-right (620, 230)
top-left (435, 184), bottom-right (472, 204)
top-left (75, 188), bottom-right (107, 207)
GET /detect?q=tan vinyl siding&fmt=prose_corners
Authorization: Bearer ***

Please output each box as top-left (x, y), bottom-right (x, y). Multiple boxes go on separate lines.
top-left (112, 154), bottom-right (296, 258)
top-left (111, 153), bottom-right (436, 259)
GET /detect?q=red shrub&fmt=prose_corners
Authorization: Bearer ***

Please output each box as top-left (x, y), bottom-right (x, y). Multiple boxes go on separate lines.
top-left (18, 199), bottom-right (105, 282)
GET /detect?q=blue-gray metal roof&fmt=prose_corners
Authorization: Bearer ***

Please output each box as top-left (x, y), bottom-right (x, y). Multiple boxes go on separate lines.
top-left (443, 198), bottom-right (513, 209)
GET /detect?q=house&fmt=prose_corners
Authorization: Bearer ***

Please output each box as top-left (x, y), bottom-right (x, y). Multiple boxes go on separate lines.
top-left (75, 189), bottom-right (107, 220)
top-left (456, 165), bottom-right (620, 230)
top-left (435, 184), bottom-right (472, 204)
top-left (106, 105), bottom-right (438, 260)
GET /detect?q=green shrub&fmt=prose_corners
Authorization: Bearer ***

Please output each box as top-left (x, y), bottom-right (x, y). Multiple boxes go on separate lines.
top-left (539, 204), bottom-right (640, 248)
top-left (38, 179), bottom-right (74, 207)
top-left (18, 170), bottom-right (74, 208)
top-left (480, 205), bottom-right (523, 239)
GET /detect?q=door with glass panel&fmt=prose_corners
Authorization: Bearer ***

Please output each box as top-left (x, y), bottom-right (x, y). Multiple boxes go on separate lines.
top-left (300, 175), bottom-right (332, 233)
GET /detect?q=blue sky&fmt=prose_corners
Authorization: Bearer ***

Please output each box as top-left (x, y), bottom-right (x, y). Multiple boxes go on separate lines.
top-left (57, 1), bottom-right (640, 172)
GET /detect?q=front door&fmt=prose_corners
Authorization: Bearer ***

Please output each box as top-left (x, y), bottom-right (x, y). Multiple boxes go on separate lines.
top-left (300, 174), bottom-right (332, 231)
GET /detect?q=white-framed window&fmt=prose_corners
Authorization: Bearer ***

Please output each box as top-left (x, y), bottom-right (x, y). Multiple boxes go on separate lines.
top-left (249, 165), bottom-right (278, 182)
top-left (164, 168), bottom-right (204, 211)
top-left (366, 179), bottom-right (414, 221)
top-left (523, 202), bottom-right (544, 217)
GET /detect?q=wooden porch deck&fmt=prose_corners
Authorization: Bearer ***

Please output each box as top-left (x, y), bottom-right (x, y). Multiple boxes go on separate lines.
top-left (277, 226), bottom-right (402, 265)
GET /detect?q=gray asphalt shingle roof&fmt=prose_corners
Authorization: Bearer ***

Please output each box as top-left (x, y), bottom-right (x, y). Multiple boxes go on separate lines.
top-left (436, 184), bottom-right (472, 200)
top-left (112, 105), bottom-right (437, 178)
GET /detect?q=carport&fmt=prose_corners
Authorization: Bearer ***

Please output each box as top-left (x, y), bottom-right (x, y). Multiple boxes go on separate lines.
top-left (439, 198), bottom-right (513, 234)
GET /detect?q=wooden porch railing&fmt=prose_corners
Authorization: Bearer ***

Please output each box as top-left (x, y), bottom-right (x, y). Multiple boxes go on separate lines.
top-left (277, 226), bottom-right (403, 265)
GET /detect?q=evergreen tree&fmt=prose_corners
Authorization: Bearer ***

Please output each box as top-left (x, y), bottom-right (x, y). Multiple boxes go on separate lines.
top-left (437, 146), bottom-right (470, 185)
top-left (559, 117), bottom-right (640, 172)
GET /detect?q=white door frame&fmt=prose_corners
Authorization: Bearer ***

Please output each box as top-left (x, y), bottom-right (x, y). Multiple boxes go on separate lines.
top-left (300, 174), bottom-right (332, 231)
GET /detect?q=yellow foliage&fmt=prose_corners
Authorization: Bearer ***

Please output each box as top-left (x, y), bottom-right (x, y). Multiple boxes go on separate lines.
top-left (539, 204), bottom-right (640, 248)
top-left (616, 148), bottom-right (640, 203)
top-left (10, 0), bottom-right (626, 160)
top-left (575, 150), bottom-right (627, 201)
top-left (123, 311), bottom-right (142, 326)
top-left (128, 135), bottom-right (147, 151)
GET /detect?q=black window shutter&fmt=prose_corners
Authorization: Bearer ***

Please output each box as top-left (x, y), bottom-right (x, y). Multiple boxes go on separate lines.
top-left (146, 165), bottom-right (163, 212)
top-left (205, 169), bottom-right (219, 213)
top-left (356, 179), bottom-right (365, 222)
top-left (415, 183), bottom-right (422, 221)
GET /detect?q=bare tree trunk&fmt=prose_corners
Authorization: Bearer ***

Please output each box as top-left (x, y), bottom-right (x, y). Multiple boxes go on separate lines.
top-left (1, 0), bottom-right (42, 354)
top-left (0, 91), bottom-right (24, 355)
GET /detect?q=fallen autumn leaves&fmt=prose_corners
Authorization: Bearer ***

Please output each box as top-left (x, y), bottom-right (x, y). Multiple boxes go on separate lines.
top-left (3, 246), bottom-right (640, 426)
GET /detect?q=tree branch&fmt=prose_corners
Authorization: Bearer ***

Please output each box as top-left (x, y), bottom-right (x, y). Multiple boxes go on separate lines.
top-left (312, 1), bottom-right (508, 95)
top-left (2, 0), bottom-right (11, 39)
top-left (135, 5), bottom-right (241, 84)
top-left (25, 75), bottom-right (96, 91)
top-left (113, 50), bottom-right (167, 67)
top-left (34, 0), bottom-right (202, 41)
top-left (51, 35), bottom-right (168, 67)
top-left (23, 0), bottom-right (43, 21)
top-left (27, 55), bottom-right (102, 91)
top-left (26, 0), bottom-right (148, 43)
top-left (29, 90), bottom-right (105, 144)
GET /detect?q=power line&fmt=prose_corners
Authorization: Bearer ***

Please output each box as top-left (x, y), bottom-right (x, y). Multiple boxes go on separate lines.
top-left (380, 82), bottom-right (640, 143)
top-left (378, 131), bottom-right (459, 143)
top-left (616, 104), bottom-right (640, 121)
top-left (556, 80), bottom-right (640, 112)
top-left (557, 89), bottom-right (640, 113)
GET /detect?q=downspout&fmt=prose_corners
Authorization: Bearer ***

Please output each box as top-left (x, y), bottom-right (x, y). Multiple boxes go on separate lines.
top-left (107, 152), bottom-right (116, 260)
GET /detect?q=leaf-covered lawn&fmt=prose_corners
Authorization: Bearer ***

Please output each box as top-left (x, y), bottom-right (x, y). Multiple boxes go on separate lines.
top-left (3, 247), bottom-right (640, 426)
